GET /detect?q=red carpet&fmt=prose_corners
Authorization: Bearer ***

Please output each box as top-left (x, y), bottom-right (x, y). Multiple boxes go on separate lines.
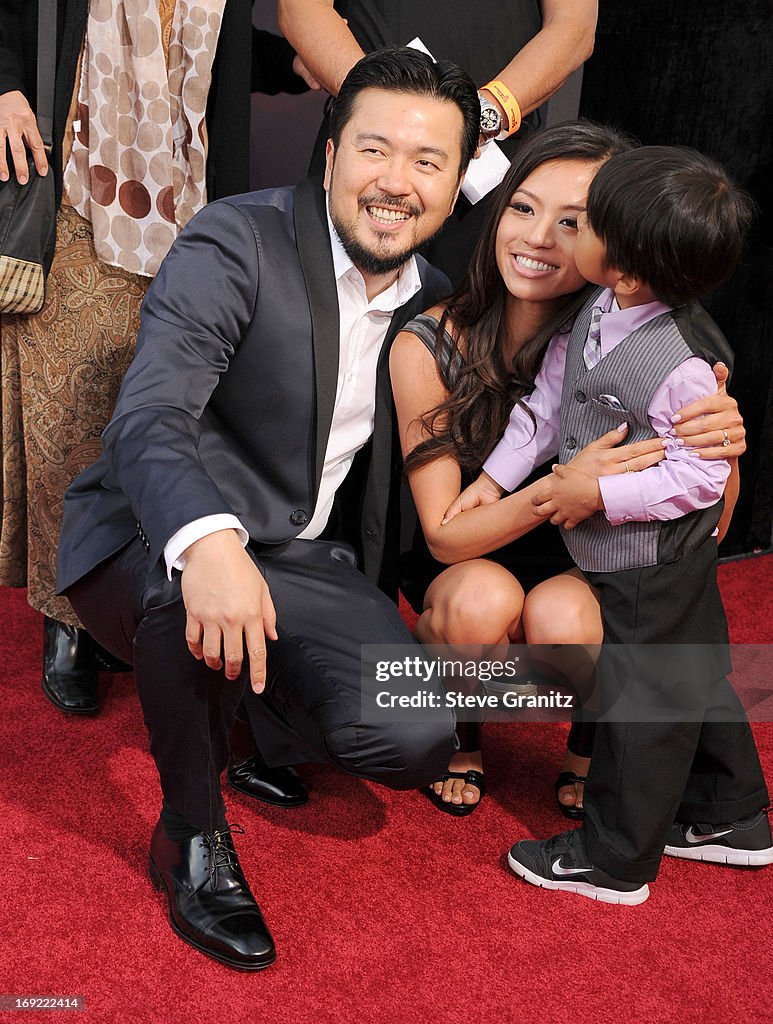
top-left (2, 557), bottom-right (772, 1024)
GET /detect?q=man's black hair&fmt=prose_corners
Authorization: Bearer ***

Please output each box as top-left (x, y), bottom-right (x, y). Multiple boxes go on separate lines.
top-left (586, 146), bottom-right (755, 305)
top-left (328, 46), bottom-right (480, 177)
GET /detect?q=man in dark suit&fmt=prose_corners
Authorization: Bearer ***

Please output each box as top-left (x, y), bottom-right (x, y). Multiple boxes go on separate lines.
top-left (56, 48), bottom-right (480, 972)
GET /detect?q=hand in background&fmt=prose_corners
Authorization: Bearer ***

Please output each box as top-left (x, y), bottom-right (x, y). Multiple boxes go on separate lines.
top-left (292, 54), bottom-right (322, 90)
top-left (0, 90), bottom-right (48, 183)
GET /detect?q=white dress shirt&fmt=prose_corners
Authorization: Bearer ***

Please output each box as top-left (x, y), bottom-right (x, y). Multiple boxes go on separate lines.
top-left (163, 202), bottom-right (422, 577)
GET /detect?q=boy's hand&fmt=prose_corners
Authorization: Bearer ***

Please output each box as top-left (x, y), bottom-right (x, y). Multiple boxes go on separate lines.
top-left (532, 465), bottom-right (604, 529)
top-left (442, 471), bottom-right (505, 524)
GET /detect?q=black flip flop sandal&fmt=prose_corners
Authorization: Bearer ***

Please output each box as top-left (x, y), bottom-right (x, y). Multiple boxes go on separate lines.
top-left (554, 770), bottom-right (587, 820)
top-left (422, 769), bottom-right (486, 817)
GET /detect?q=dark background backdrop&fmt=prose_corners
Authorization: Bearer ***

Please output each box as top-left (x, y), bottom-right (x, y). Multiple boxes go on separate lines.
top-left (250, 0), bottom-right (773, 557)
top-left (581, 1), bottom-right (773, 557)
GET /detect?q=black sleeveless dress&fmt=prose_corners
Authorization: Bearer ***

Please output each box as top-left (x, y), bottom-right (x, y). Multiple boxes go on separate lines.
top-left (399, 314), bottom-right (574, 614)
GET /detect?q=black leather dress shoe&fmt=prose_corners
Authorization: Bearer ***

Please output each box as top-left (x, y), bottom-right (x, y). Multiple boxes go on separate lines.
top-left (90, 640), bottom-right (132, 674)
top-left (41, 617), bottom-right (98, 715)
top-left (227, 717), bottom-right (308, 807)
top-left (228, 754), bottom-right (309, 807)
top-left (148, 819), bottom-right (276, 971)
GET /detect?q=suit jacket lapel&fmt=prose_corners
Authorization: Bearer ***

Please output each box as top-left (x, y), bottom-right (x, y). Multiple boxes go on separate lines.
top-left (362, 269), bottom-right (434, 579)
top-left (294, 178), bottom-right (340, 494)
top-left (374, 284), bottom-right (430, 453)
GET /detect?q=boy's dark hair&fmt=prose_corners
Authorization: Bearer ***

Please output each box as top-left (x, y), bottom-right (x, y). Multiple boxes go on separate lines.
top-left (328, 46), bottom-right (480, 178)
top-left (586, 146), bottom-right (755, 305)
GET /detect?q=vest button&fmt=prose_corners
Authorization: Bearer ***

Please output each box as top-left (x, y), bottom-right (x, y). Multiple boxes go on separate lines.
top-left (565, 436), bottom-right (577, 450)
top-left (365, 529), bottom-right (378, 540)
top-left (575, 390), bottom-right (587, 403)
top-left (289, 509), bottom-right (308, 526)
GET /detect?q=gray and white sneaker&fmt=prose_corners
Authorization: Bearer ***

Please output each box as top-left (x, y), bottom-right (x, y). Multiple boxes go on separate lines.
top-left (507, 829), bottom-right (650, 905)
top-left (664, 810), bottom-right (773, 866)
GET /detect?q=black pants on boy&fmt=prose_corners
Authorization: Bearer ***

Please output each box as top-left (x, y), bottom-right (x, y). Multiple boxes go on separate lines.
top-left (581, 540), bottom-right (768, 883)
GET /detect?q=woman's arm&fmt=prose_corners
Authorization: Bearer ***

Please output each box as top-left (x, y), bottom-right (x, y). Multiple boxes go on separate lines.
top-left (390, 326), bottom-right (549, 564)
top-left (391, 324), bottom-right (667, 564)
top-left (716, 459), bottom-right (740, 544)
top-left (672, 362), bottom-right (746, 458)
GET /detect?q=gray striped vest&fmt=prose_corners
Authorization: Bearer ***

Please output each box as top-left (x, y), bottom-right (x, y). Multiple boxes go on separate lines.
top-left (558, 293), bottom-right (723, 572)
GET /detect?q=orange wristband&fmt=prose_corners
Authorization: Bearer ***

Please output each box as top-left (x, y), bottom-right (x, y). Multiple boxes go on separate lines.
top-left (481, 79), bottom-right (522, 137)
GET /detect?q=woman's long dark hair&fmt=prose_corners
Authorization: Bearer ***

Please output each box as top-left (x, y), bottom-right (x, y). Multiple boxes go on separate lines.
top-left (404, 120), bottom-right (636, 475)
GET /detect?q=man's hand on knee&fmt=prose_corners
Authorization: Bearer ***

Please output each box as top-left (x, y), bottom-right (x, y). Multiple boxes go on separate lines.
top-left (181, 530), bottom-right (278, 692)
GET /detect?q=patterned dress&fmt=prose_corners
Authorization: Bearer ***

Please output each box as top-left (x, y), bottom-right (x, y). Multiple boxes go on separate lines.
top-left (0, 0), bottom-right (213, 622)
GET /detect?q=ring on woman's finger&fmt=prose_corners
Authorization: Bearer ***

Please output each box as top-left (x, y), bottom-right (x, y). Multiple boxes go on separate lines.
top-left (625, 460), bottom-right (632, 472)
top-left (722, 429), bottom-right (731, 447)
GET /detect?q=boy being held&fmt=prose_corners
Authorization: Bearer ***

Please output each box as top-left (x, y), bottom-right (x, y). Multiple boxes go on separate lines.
top-left (448, 145), bottom-right (772, 904)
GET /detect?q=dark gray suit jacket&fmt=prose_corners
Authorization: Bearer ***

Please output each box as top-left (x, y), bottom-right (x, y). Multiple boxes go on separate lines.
top-left (56, 179), bottom-right (449, 593)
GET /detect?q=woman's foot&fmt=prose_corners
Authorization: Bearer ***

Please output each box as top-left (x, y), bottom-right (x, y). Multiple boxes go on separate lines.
top-left (556, 750), bottom-right (590, 815)
top-left (430, 749), bottom-right (484, 808)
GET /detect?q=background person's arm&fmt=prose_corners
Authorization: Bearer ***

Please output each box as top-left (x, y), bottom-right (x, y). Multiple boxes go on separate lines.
top-left (479, 0), bottom-right (597, 125)
top-left (278, 0), bottom-right (364, 96)
top-left (278, 0), bottom-right (597, 111)
top-left (251, 28), bottom-right (318, 94)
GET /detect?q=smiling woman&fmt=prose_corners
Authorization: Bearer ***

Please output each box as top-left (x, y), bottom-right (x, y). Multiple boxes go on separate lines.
top-left (495, 159), bottom-right (595, 305)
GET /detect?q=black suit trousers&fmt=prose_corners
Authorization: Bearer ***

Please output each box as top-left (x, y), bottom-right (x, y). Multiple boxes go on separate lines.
top-left (66, 537), bottom-right (456, 833)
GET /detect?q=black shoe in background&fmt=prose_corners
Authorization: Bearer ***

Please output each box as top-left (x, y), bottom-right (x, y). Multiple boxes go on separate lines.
top-left (41, 616), bottom-right (98, 715)
top-left (227, 716), bottom-right (308, 807)
top-left (90, 639), bottom-right (132, 674)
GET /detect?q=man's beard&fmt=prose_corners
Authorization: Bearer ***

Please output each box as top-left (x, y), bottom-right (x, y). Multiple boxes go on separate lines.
top-left (331, 192), bottom-right (443, 276)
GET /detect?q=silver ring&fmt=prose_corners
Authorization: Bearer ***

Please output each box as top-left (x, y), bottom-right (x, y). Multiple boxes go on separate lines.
top-left (722, 430), bottom-right (731, 447)
top-left (625, 460), bottom-right (632, 473)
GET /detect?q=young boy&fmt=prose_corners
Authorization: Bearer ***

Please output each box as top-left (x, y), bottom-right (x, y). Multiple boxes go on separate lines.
top-left (450, 145), bottom-right (772, 904)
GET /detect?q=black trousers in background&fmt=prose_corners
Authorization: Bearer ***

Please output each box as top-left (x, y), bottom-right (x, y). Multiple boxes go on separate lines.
top-left (582, 540), bottom-right (769, 883)
top-left (66, 536), bottom-right (456, 833)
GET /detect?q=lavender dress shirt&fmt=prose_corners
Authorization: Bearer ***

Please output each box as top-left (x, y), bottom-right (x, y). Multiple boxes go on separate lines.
top-left (483, 288), bottom-right (730, 524)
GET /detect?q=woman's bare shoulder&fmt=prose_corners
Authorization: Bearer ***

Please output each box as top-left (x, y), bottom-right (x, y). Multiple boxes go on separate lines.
top-left (423, 304), bottom-right (457, 331)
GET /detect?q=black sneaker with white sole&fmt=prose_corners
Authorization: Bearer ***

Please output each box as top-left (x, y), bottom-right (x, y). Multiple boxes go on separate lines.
top-left (507, 828), bottom-right (650, 905)
top-left (664, 810), bottom-right (773, 866)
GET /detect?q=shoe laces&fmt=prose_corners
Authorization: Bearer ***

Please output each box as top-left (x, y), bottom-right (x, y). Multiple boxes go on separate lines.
top-left (193, 823), bottom-right (246, 895)
top-left (542, 829), bottom-right (590, 868)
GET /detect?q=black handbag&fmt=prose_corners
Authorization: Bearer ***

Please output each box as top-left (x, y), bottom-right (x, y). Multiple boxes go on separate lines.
top-left (0, 0), bottom-right (57, 314)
